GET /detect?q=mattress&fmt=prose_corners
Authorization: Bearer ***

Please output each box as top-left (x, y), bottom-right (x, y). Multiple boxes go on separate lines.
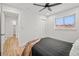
top-left (32, 37), bottom-right (72, 56)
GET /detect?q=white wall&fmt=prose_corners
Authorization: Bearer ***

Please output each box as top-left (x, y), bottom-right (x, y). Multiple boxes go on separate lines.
top-left (18, 9), bottom-right (45, 45)
top-left (45, 4), bottom-right (79, 43)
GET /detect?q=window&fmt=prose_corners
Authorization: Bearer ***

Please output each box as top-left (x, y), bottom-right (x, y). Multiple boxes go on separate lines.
top-left (56, 18), bottom-right (64, 26)
top-left (55, 15), bottom-right (75, 29)
top-left (64, 15), bottom-right (75, 26)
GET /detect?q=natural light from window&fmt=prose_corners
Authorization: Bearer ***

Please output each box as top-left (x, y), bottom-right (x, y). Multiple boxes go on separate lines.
top-left (55, 15), bottom-right (75, 29)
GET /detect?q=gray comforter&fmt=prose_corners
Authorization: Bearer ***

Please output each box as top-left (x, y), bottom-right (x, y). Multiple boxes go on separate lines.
top-left (32, 37), bottom-right (72, 56)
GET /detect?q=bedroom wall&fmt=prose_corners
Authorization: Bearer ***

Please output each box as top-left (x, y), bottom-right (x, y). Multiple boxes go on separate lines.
top-left (45, 4), bottom-right (79, 43)
top-left (18, 9), bottom-right (45, 45)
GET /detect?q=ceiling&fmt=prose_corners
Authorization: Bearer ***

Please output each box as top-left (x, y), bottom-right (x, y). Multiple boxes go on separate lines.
top-left (2, 3), bottom-right (79, 16)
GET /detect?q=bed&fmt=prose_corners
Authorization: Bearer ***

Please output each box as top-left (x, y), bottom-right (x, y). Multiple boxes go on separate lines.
top-left (32, 37), bottom-right (73, 56)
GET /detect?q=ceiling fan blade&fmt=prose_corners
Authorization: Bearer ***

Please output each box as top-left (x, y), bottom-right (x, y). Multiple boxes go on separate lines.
top-left (39, 7), bottom-right (46, 12)
top-left (49, 3), bottom-right (62, 7)
top-left (33, 3), bottom-right (44, 7)
top-left (48, 7), bottom-right (52, 11)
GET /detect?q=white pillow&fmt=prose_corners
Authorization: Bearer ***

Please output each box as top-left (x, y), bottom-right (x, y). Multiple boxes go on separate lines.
top-left (69, 39), bottom-right (79, 56)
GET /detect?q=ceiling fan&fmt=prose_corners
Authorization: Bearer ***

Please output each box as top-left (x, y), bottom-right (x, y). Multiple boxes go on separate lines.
top-left (33, 3), bottom-right (62, 12)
